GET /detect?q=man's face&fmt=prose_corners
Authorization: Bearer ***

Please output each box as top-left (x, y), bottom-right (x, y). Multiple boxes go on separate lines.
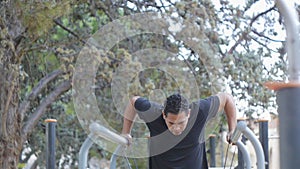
top-left (163, 111), bottom-right (190, 136)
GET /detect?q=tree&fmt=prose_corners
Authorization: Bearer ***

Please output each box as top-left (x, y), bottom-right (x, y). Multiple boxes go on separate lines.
top-left (0, 1), bottom-right (72, 168)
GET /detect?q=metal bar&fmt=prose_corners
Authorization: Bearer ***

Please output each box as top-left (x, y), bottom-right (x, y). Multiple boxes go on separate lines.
top-left (235, 118), bottom-right (247, 169)
top-left (232, 121), bottom-right (265, 169)
top-left (277, 88), bottom-right (300, 169)
top-left (89, 122), bottom-right (128, 145)
top-left (236, 140), bottom-right (251, 169)
top-left (276, 0), bottom-right (300, 81)
top-left (275, 1), bottom-right (300, 168)
top-left (236, 135), bottom-right (247, 169)
top-left (45, 119), bottom-right (57, 169)
top-left (110, 145), bottom-right (124, 169)
top-left (78, 135), bottom-right (94, 169)
top-left (242, 126), bottom-right (265, 169)
top-left (231, 123), bottom-right (243, 143)
top-left (78, 123), bottom-right (129, 169)
top-left (220, 129), bottom-right (225, 167)
top-left (259, 120), bottom-right (269, 169)
top-left (209, 134), bottom-right (216, 167)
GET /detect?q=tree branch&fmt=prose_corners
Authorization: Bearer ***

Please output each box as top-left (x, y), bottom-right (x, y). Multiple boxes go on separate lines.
top-left (228, 32), bottom-right (246, 54)
top-left (21, 80), bottom-right (71, 142)
top-left (251, 29), bottom-right (284, 43)
top-left (227, 6), bottom-right (276, 55)
top-left (18, 70), bottom-right (63, 118)
top-left (249, 6), bottom-right (276, 27)
top-left (53, 19), bottom-right (87, 44)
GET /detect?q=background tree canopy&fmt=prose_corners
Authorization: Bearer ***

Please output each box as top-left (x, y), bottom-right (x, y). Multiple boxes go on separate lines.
top-left (0, 0), bottom-right (299, 168)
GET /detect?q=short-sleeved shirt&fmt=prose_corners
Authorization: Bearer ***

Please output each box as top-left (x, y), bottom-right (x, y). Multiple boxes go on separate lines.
top-left (134, 96), bottom-right (220, 169)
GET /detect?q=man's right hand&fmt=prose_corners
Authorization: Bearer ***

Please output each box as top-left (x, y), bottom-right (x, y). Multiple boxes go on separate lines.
top-left (121, 133), bottom-right (133, 146)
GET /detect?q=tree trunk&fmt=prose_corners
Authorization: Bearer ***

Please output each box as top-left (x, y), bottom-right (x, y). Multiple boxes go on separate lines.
top-left (0, 38), bottom-right (22, 168)
top-left (0, 65), bottom-right (21, 168)
top-left (0, 2), bottom-right (24, 168)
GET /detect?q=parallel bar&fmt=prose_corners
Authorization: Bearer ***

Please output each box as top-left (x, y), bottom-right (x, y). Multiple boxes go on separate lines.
top-left (236, 135), bottom-right (247, 169)
top-left (209, 134), bottom-right (216, 167)
top-left (231, 123), bottom-right (243, 143)
top-left (243, 127), bottom-right (265, 169)
top-left (89, 122), bottom-right (128, 145)
top-left (232, 121), bottom-right (265, 169)
top-left (236, 140), bottom-right (251, 169)
top-left (45, 119), bottom-right (57, 169)
top-left (79, 123), bottom-right (129, 169)
top-left (110, 145), bottom-right (124, 169)
top-left (78, 135), bottom-right (94, 169)
top-left (258, 120), bottom-right (269, 169)
top-left (235, 118), bottom-right (247, 169)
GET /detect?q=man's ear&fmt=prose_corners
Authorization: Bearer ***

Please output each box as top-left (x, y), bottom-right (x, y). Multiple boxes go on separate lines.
top-left (187, 109), bottom-right (191, 118)
top-left (162, 111), bottom-right (167, 119)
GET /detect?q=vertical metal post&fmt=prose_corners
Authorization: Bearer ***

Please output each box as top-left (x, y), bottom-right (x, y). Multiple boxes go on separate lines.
top-left (258, 120), bottom-right (269, 169)
top-left (277, 88), bottom-right (300, 169)
top-left (220, 126), bottom-right (225, 167)
top-left (45, 119), bottom-right (57, 169)
top-left (209, 134), bottom-right (216, 167)
top-left (274, 1), bottom-right (300, 169)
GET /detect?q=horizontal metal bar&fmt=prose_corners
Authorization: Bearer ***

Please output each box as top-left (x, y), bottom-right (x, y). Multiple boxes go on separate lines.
top-left (89, 122), bottom-right (128, 145)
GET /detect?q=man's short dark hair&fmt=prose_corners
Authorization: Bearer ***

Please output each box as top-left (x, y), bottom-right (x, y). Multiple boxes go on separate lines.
top-left (163, 93), bottom-right (189, 116)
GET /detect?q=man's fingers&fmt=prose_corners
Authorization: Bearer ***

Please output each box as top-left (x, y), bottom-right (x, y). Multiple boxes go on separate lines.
top-left (121, 133), bottom-right (132, 146)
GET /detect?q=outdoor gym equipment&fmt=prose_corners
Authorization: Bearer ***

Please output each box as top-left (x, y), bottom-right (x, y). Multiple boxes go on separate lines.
top-left (231, 121), bottom-right (265, 169)
top-left (78, 122), bottom-right (129, 169)
top-left (78, 121), bottom-right (265, 169)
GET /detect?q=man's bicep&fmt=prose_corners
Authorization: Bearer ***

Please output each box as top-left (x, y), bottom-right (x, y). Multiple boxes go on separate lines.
top-left (216, 93), bottom-right (227, 113)
top-left (207, 96), bottom-right (220, 120)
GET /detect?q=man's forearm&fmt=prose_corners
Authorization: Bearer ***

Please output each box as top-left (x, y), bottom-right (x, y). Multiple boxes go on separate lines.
top-left (121, 97), bottom-right (138, 134)
top-left (224, 94), bottom-right (237, 132)
top-left (122, 118), bottom-right (134, 134)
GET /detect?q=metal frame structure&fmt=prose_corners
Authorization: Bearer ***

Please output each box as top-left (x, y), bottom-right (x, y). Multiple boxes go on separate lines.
top-left (79, 121), bottom-right (265, 169)
top-left (235, 140), bottom-right (251, 169)
top-left (231, 121), bottom-right (265, 169)
top-left (78, 123), bottom-right (128, 169)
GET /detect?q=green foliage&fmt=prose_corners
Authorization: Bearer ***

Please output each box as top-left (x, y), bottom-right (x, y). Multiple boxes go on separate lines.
top-left (17, 1), bottom-right (72, 38)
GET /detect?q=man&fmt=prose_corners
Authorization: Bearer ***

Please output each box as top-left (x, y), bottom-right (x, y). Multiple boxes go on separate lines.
top-left (122, 92), bottom-right (237, 169)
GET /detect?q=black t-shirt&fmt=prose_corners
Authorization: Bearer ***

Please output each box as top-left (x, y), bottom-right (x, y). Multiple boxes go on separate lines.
top-left (134, 96), bottom-right (220, 169)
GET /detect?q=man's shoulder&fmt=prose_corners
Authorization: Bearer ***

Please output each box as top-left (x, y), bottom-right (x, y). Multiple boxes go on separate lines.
top-left (190, 96), bottom-right (217, 108)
